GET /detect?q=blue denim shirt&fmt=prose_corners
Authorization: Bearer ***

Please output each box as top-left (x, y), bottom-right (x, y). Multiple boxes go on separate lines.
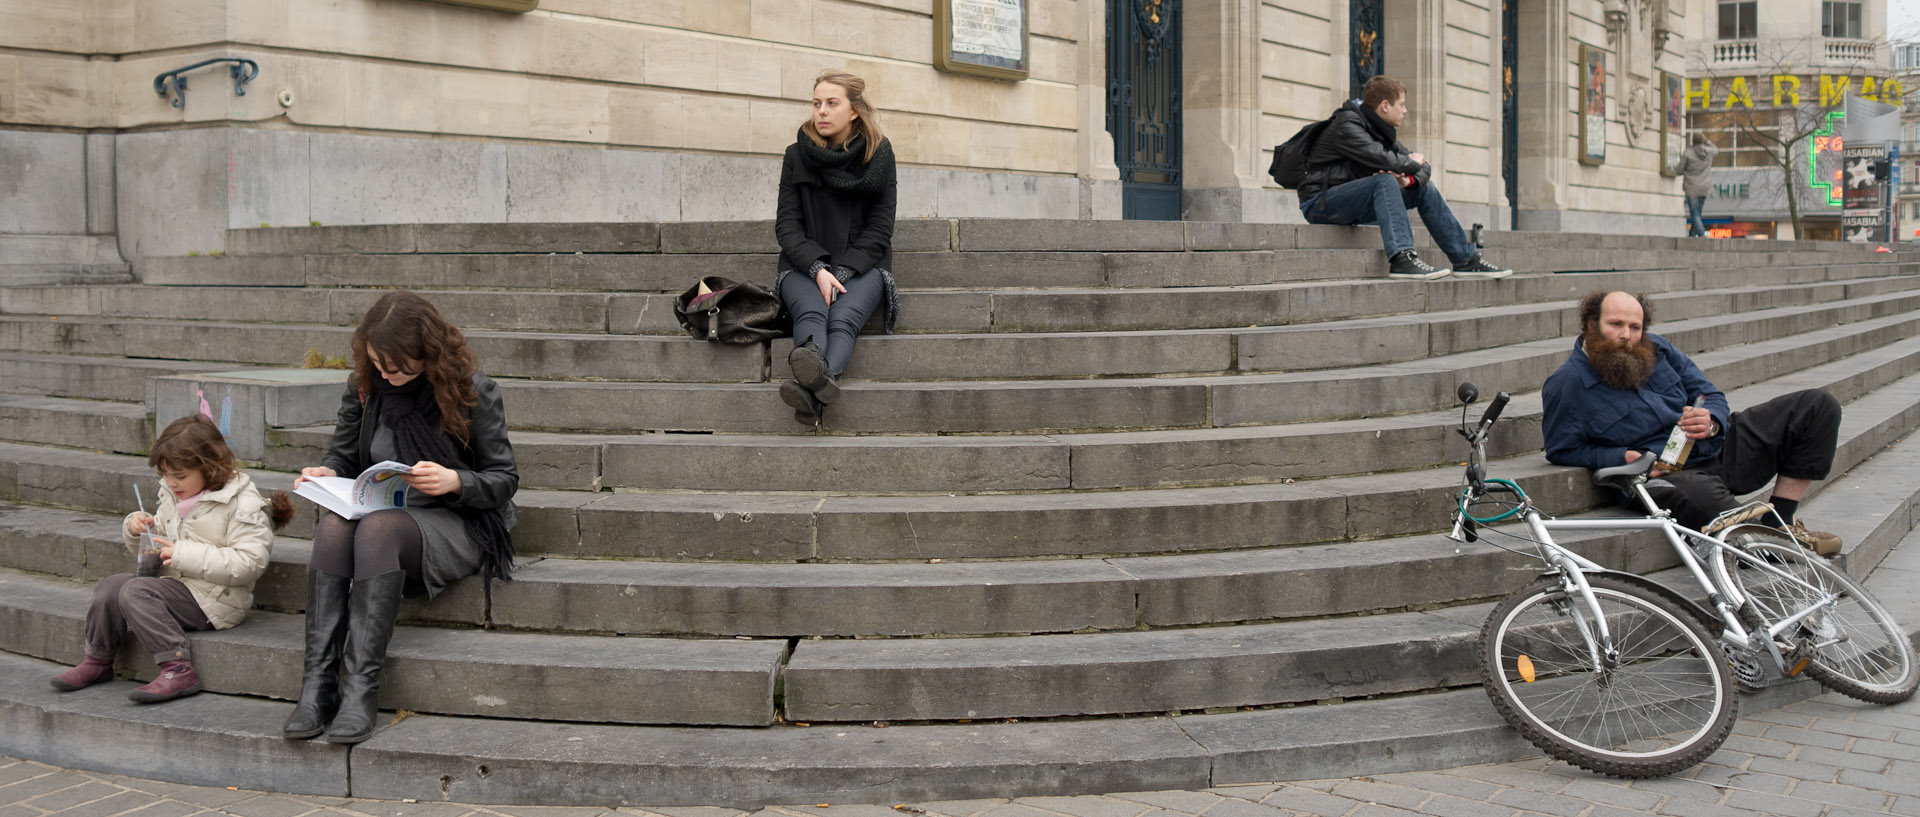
top-left (1541, 334), bottom-right (1730, 471)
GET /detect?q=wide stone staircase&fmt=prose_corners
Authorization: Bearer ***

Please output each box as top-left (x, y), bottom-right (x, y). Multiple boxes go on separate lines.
top-left (3, 221), bottom-right (1920, 806)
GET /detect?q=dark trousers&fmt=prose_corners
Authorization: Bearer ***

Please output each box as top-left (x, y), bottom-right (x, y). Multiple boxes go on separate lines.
top-left (1650, 389), bottom-right (1842, 528)
top-left (85, 574), bottom-right (213, 664)
top-left (780, 269), bottom-right (886, 377)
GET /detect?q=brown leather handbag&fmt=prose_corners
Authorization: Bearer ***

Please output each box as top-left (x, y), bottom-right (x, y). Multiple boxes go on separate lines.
top-left (672, 277), bottom-right (784, 344)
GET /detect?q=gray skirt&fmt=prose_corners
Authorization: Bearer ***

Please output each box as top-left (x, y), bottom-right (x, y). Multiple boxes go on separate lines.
top-left (373, 425), bottom-right (482, 600)
top-left (405, 506), bottom-right (480, 600)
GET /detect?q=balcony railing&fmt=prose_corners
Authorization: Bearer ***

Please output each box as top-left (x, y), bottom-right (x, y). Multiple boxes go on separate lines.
top-left (1714, 40), bottom-right (1758, 65)
top-left (1824, 38), bottom-right (1874, 62)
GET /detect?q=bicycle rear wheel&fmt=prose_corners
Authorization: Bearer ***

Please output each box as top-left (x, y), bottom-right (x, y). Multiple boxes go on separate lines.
top-left (1481, 575), bottom-right (1736, 777)
top-left (1723, 532), bottom-right (1918, 704)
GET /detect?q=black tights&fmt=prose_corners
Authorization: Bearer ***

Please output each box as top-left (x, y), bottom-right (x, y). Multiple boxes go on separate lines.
top-left (311, 509), bottom-right (425, 582)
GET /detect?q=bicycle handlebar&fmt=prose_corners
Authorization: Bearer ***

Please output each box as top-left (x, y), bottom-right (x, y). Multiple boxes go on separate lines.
top-left (1477, 391), bottom-right (1510, 436)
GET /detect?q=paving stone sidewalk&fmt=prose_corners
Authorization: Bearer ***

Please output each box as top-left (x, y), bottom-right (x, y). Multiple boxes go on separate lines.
top-left (5, 691), bottom-right (1917, 817)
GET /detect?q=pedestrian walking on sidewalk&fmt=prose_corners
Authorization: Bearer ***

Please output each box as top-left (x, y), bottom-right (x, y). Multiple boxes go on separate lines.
top-left (1680, 134), bottom-right (1718, 237)
top-left (773, 69), bottom-right (900, 428)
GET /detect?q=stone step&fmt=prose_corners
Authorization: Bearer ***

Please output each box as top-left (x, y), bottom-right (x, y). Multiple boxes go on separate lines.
top-left (0, 565), bottom-right (784, 727)
top-left (5, 445), bottom-right (1908, 804)
top-left (15, 271), bottom-right (1912, 395)
top-left (279, 301), bottom-right (1920, 494)
top-left (10, 340), bottom-right (1920, 574)
top-left (134, 242), bottom-right (1920, 294)
top-left (0, 500), bottom-right (1661, 639)
top-left (0, 394), bottom-right (148, 454)
top-left (0, 352), bottom-right (250, 402)
top-left (485, 294), bottom-right (1920, 434)
top-left (23, 262), bottom-right (1919, 343)
top-left (214, 218), bottom-right (1891, 258)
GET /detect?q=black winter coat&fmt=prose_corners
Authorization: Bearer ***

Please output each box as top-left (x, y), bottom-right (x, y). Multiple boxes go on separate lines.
top-left (775, 139), bottom-right (897, 276)
top-left (322, 373), bottom-right (519, 528)
top-left (1297, 101), bottom-right (1431, 203)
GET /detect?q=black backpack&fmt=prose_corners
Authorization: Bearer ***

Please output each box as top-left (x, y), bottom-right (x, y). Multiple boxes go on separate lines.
top-left (1268, 117), bottom-right (1334, 189)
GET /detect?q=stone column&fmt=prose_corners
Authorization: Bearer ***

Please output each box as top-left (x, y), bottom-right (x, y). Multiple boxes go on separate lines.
top-left (1383, 0), bottom-right (1446, 152)
top-left (1179, 0), bottom-right (1272, 222)
top-left (1514, 0), bottom-right (1570, 231)
top-left (1079, 0), bottom-right (1124, 220)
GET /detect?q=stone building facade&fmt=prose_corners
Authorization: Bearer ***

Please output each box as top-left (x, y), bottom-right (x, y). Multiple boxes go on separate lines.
top-left (3, 0), bottom-right (1716, 268)
top-left (1678, 0), bottom-right (1898, 239)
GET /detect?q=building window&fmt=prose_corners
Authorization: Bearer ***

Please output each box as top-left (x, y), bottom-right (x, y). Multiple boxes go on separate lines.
top-left (1718, 1), bottom-right (1756, 39)
top-left (1821, 1), bottom-right (1860, 38)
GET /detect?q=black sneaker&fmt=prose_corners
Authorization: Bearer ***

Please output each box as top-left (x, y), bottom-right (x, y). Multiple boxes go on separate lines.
top-left (1387, 250), bottom-right (1450, 281)
top-left (1451, 256), bottom-right (1513, 279)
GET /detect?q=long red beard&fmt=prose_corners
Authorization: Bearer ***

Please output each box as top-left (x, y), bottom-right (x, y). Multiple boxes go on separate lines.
top-left (1584, 328), bottom-right (1656, 391)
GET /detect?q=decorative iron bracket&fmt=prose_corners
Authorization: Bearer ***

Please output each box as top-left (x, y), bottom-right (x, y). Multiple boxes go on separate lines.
top-left (153, 58), bottom-right (259, 108)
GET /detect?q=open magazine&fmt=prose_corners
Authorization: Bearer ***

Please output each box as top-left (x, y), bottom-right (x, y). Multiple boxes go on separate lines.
top-left (293, 460), bottom-right (414, 520)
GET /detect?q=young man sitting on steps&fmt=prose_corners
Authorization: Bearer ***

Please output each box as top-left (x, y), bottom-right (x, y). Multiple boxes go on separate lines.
top-left (1296, 75), bottom-right (1512, 281)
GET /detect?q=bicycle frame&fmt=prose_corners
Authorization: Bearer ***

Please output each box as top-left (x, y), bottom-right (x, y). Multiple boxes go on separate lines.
top-left (1449, 391), bottom-right (1843, 678)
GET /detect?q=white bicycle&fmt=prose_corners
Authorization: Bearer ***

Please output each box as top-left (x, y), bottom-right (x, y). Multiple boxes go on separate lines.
top-left (1448, 383), bottom-right (1917, 777)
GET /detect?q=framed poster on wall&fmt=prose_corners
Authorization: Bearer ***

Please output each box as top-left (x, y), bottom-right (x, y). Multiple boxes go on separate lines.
top-left (1661, 71), bottom-right (1684, 176)
top-left (935, 0), bottom-right (1030, 80)
top-left (1580, 44), bottom-right (1607, 166)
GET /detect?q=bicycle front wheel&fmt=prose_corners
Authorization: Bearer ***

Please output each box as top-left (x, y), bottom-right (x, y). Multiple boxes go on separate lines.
top-left (1481, 575), bottom-right (1736, 777)
top-left (1723, 532), bottom-right (1918, 704)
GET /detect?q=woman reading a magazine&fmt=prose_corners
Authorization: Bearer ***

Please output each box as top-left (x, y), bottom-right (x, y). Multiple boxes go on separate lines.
top-left (287, 290), bottom-right (518, 745)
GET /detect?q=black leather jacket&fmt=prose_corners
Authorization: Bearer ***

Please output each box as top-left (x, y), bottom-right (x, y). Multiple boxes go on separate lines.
top-left (321, 373), bottom-right (518, 527)
top-left (1297, 101), bottom-right (1431, 203)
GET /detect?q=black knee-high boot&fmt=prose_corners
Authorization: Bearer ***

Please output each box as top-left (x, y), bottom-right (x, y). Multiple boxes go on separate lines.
top-left (324, 571), bottom-right (405, 744)
top-left (282, 570), bottom-right (350, 739)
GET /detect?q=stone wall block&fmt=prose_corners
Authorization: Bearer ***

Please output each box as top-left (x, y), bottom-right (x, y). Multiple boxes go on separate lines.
top-left (504, 144), bottom-right (680, 224)
top-left (307, 133), bottom-right (509, 226)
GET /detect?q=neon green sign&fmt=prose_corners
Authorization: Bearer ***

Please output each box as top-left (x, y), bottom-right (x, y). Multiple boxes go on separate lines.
top-left (1807, 110), bottom-right (1846, 207)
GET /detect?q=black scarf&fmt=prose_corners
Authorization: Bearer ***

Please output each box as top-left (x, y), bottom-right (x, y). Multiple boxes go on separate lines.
top-left (1353, 99), bottom-right (1400, 149)
top-left (795, 129), bottom-right (895, 197)
top-left (376, 378), bottom-right (515, 583)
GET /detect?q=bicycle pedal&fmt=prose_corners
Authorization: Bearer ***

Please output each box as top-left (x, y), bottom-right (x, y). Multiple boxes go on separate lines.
top-left (1787, 656), bottom-right (1810, 677)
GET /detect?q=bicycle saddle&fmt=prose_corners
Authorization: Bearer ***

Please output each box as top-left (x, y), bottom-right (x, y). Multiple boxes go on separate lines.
top-left (1591, 454), bottom-right (1656, 489)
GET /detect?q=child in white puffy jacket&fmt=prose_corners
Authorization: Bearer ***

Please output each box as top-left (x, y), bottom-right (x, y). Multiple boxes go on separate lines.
top-left (49, 414), bottom-right (293, 703)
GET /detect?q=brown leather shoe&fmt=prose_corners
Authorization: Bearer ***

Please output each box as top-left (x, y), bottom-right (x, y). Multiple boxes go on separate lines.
top-left (50, 656), bottom-right (113, 691)
top-left (1784, 520), bottom-right (1843, 557)
top-left (128, 660), bottom-right (202, 703)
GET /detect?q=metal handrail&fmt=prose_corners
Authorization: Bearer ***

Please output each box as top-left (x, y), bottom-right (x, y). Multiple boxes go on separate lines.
top-left (153, 57), bottom-right (259, 108)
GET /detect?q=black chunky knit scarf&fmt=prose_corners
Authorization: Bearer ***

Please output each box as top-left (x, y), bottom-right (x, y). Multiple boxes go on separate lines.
top-left (376, 378), bottom-right (514, 583)
top-left (796, 129), bottom-right (895, 197)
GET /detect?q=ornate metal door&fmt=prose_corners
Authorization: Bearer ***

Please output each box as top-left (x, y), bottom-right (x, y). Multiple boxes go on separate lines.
top-left (1106, 0), bottom-right (1182, 220)
top-left (1351, 0), bottom-right (1383, 98)
top-left (1501, 0), bottom-right (1519, 227)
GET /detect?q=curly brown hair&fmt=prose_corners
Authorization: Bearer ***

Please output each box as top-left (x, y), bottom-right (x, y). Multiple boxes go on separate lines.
top-left (351, 290), bottom-right (479, 444)
top-left (150, 414), bottom-right (294, 528)
top-left (150, 414), bottom-right (238, 492)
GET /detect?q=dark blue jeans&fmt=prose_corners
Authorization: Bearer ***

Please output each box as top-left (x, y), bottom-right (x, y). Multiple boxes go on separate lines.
top-left (1685, 196), bottom-right (1707, 237)
top-left (780, 269), bottom-right (885, 377)
top-left (1301, 173), bottom-right (1476, 264)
